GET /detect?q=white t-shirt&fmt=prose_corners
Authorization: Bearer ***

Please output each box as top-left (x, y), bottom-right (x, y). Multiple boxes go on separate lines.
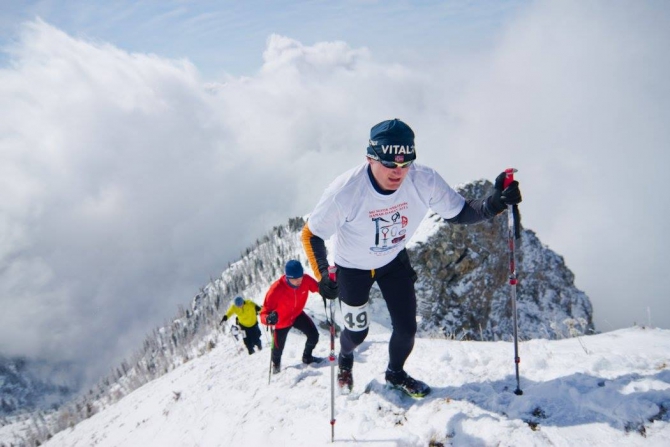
top-left (307, 162), bottom-right (465, 270)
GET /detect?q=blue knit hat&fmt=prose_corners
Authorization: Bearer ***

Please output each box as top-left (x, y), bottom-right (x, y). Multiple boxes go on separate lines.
top-left (234, 296), bottom-right (244, 307)
top-left (367, 119), bottom-right (416, 163)
top-left (285, 260), bottom-right (304, 279)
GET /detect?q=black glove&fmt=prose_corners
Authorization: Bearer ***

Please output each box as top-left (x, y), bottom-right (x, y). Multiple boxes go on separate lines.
top-left (266, 311), bottom-right (278, 325)
top-left (318, 272), bottom-right (339, 300)
top-left (488, 172), bottom-right (522, 214)
top-left (220, 315), bottom-right (228, 325)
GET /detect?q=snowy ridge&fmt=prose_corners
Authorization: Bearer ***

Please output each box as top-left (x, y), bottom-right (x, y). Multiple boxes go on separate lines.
top-left (3, 180), bottom-right (595, 444)
top-left (41, 322), bottom-right (670, 446)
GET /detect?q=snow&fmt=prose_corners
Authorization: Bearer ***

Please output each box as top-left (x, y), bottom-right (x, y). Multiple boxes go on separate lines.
top-left (406, 211), bottom-right (443, 249)
top-left (38, 296), bottom-right (670, 447)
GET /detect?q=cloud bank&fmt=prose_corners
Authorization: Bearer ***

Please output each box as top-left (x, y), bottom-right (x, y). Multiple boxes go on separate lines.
top-left (1, 0), bottom-right (668, 383)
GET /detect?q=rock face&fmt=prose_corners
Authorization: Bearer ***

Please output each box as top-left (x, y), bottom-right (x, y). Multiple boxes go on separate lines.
top-left (410, 179), bottom-right (594, 341)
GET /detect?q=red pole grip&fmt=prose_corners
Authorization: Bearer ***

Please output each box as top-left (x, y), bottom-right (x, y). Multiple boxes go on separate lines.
top-left (503, 168), bottom-right (517, 189)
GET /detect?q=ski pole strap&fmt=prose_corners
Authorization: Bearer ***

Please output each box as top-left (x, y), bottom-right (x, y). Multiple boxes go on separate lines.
top-left (512, 204), bottom-right (521, 240)
top-left (329, 299), bottom-right (336, 323)
top-left (322, 296), bottom-right (331, 325)
top-left (503, 168), bottom-right (521, 240)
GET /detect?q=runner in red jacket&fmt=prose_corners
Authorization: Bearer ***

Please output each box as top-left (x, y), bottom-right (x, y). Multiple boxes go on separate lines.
top-left (260, 260), bottom-right (323, 373)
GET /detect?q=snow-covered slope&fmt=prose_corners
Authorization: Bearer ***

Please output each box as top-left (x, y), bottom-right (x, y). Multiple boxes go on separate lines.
top-left (40, 299), bottom-right (670, 447)
top-left (4, 181), bottom-right (601, 445)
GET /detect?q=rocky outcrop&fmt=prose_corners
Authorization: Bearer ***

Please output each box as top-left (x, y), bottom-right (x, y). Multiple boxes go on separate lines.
top-left (410, 179), bottom-right (593, 341)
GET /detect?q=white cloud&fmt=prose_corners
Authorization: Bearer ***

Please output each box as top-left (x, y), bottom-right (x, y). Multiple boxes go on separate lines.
top-left (439, 0), bottom-right (670, 330)
top-left (0, 20), bottom-right (449, 383)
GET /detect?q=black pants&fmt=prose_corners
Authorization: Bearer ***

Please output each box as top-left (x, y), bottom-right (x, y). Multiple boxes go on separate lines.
top-left (240, 323), bottom-right (262, 354)
top-left (271, 311), bottom-right (319, 365)
top-left (337, 249), bottom-right (417, 372)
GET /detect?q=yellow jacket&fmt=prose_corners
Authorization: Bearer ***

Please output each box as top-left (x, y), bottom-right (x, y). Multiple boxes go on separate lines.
top-left (224, 300), bottom-right (261, 328)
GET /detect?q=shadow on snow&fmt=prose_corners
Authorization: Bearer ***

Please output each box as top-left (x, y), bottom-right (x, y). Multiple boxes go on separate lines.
top-left (369, 369), bottom-right (670, 433)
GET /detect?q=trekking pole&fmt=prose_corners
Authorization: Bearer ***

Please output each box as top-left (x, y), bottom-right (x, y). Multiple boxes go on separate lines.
top-left (262, 323), bottom-right (272, 346)
top-left (268, 325), bottom-right (275, 385)
top-left (504, 168), bottom-right (523, 396)
top-left (228, 325), bottom-right (242, 357)
top-left (327, 266), bottom-right (337, 442)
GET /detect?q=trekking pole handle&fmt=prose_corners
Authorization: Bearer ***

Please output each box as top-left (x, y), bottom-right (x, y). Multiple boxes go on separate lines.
top-left (503, 167), bottom-right (517, 189)
top-left (328, 266), bottom-right (337, 282)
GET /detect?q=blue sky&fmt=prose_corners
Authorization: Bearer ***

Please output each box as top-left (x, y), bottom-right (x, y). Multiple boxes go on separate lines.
top-left (1, 0), bottom-right (669, 384)
top-left (0, 0), bottom-right (526, 78)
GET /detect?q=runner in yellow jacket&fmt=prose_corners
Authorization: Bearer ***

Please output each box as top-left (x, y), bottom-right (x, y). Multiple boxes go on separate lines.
top-left (220, 296), bottom-right (263, 355)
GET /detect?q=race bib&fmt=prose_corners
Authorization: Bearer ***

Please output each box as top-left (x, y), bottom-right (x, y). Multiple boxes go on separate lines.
top-left (340, 301), bottom-right (370, 332)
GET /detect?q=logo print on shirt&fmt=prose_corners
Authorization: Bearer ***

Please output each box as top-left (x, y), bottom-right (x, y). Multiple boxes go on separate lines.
top-left (369, 207), bottom-right (409, 253)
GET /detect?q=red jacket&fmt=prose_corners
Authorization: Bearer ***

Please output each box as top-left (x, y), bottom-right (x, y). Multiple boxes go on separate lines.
top-left (260, 274), bottom-right (319, 329)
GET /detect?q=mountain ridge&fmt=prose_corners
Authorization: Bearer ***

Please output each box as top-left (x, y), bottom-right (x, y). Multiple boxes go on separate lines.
top-left (2, 178), bottom-right (595, 445)
top-left (31, 326), bottom-right (670, 446)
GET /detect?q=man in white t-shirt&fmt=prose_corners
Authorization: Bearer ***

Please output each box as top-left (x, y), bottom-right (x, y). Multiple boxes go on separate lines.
top-left (302, 119), bottom-right (521, 398)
